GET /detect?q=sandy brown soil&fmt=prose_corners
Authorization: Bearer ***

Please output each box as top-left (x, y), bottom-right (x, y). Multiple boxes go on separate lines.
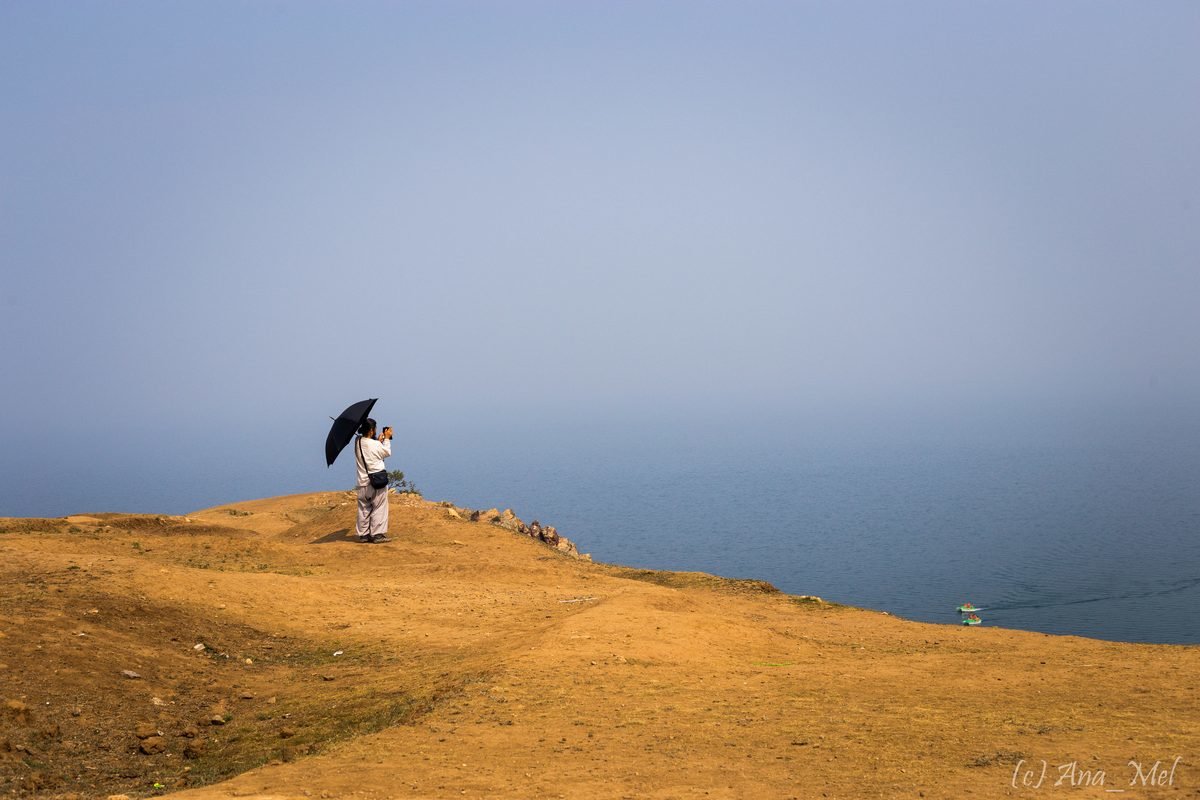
top-left (1, 491), bottom-right (1196, 799)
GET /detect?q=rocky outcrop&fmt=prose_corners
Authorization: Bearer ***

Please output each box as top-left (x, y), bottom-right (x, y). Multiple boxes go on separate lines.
top-left (438, 503), bottom-right (583, 558)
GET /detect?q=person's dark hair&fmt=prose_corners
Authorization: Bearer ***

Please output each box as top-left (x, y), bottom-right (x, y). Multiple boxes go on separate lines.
top-left (359, 418), bottom-right (377, 437)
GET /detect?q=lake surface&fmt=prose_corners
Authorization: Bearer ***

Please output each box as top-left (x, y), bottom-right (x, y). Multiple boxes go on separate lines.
top-left (5, 422), bottom-right (1198, 644)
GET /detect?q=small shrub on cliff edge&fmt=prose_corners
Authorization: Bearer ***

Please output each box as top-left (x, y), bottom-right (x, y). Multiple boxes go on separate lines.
top-left (387, 470), bottom-right (420, 495)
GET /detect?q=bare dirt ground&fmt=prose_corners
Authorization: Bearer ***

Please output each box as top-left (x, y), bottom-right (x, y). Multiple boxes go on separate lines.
top-left (1, 492), bottom-right (1196, 799)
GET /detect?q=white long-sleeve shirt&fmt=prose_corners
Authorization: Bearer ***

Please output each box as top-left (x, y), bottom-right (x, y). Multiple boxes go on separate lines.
top-left (355, 435), bottom-right (392, 488)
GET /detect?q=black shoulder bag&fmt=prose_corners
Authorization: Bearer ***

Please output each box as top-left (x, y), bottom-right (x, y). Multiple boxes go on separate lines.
top-left (357, 437), bottom-right (390, 490)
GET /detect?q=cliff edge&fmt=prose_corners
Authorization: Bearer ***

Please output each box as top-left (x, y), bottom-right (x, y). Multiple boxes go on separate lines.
top-left (1, 491), bottom-right (1195, 799)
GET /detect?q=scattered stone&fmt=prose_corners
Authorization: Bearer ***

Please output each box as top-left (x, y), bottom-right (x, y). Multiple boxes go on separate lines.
top-left (183, 739), bottom-right (206, 759)
top-left (193, 643), bottom-right (205, 652)
top-left (322, 675), bottom-right (335, 681)
top-left (150, 696), bottom-right (166, 706)
top-left (244, 658), bottom-right (253, 665)
top-left (210, 715), bottom-right (226, 726)
top-left (134, 722), bottom-right (161, 739)
top-left (139, 736), bottom-right (166, 755)
top-left (4, 700), bottom-right (31, 724)
top-left (179, 725), bottom-right (199, 739)
top-left (240, 692), bottom-right (254, 700)
top-left (70, 707), bottom-right (82, 717)
top-left (120, 670), bottom-right (142, 680)
top-left (496, 509), bottom-right (525, 533)
top-left (446, 508), bottom-right (462, 519)
top-left (279, 726), bottom-right (297, 739)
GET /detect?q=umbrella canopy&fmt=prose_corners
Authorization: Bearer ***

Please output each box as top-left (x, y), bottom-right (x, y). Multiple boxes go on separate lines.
top-left (325, 398), bottom-right (377, 467)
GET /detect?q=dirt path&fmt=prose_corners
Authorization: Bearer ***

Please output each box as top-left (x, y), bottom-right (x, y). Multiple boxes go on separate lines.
top-left (2, 492), bottom-right (1196, 799)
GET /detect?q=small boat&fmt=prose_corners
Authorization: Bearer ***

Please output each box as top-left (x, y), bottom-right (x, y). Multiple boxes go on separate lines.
top-left (962, 613), bottom-right (982, 626)
top-left (956, 602), bottom-right (978, 613)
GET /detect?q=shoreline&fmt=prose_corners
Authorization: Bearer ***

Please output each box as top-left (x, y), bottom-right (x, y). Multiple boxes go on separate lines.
top-left (9, 486), bottom-right (1197, 648)
top-left (1, 490), bottom-right (1196, 798)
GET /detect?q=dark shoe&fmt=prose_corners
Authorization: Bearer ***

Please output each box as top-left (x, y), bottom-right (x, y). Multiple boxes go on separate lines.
top-left (370, 534), bottom-right (392, 543)
top-left (357, 536), bottom-right (371, 544)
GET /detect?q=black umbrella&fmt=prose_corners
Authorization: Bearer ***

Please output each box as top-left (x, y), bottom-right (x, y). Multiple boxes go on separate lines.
top-left (325, 398), bottom-right (377, 467)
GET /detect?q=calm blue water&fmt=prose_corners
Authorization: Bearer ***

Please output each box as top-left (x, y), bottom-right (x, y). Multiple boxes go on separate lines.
top-left (420, 432), bottom-right (1200, 645)
top-left (4, 421), bottom-right (1198, 644)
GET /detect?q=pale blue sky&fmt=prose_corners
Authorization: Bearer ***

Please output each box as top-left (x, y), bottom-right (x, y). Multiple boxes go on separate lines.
top-left (2, 1), bottom-right (1197, 515)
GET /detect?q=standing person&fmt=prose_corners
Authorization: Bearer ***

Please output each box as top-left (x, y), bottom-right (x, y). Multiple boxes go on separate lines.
top-left (354, 418), bottom-right (392, 543)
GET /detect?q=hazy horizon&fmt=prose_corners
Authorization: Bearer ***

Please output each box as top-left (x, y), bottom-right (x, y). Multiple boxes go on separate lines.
top-left (2, 2), bottom-right (1198, 517)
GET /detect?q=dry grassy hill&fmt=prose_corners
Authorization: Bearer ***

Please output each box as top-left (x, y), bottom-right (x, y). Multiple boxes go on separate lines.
top-left (1, 492), bottom-right (1196, 799)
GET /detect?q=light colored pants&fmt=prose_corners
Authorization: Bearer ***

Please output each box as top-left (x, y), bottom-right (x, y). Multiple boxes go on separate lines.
top-left (356, 485), bottom-right (388, 539)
